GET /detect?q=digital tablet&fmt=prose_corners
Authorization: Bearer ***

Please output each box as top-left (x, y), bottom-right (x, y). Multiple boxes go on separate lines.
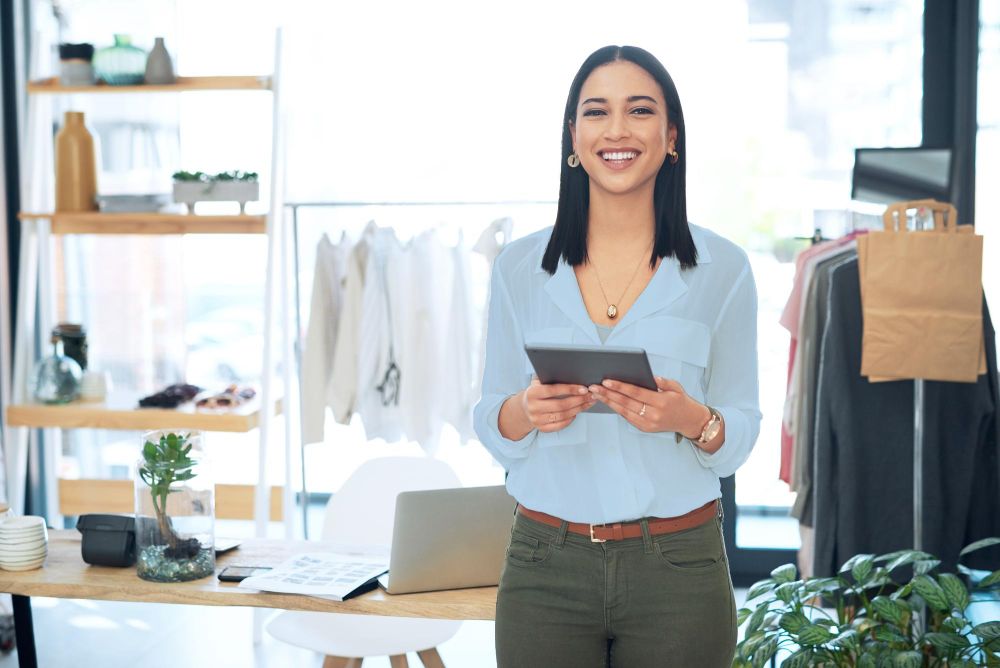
top-left (524, 343), bottom-right (657, 414)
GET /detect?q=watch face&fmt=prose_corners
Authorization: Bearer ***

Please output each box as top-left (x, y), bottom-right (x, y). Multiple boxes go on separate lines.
top-left (704, 420), bottom-right (722, 443)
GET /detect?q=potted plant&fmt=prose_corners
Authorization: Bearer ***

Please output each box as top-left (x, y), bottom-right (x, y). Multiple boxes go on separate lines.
top-left (734, 539), bottom-right (1000, 667)
top-left (172, 170), bottom-right (259, 213)
top-left (134, 430), bottom-right (215, 582)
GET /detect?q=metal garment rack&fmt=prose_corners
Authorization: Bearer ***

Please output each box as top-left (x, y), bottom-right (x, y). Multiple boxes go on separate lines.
top-left (283, 199), bottom-right (553, 537)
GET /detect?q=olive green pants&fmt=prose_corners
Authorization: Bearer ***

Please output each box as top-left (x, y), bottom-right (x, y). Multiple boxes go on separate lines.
top-left (495, 504), bottom-right (737, 667)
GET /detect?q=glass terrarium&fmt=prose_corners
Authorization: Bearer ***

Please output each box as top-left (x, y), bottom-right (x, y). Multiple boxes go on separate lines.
top-left (134, 430), bottom-right (215, 582)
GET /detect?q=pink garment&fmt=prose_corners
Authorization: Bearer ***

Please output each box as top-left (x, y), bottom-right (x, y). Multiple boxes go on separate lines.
top-left (780, 340), bottom-right (796, 484)
top-left (779, 232), bottom-right (866, 484)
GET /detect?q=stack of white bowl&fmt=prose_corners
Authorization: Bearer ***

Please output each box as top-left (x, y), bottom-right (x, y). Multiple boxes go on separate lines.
top-left (0, 516), bottom-right (48, 571)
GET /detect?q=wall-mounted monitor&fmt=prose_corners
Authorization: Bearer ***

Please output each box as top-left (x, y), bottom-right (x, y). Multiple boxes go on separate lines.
top-left (851, 147), bottom-right (952, 205)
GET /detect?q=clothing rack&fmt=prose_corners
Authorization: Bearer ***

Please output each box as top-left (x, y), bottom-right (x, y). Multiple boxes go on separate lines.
top-left (283, 199), bottom-right (551, 537)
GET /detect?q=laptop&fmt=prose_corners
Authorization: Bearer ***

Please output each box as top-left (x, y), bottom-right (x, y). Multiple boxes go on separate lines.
top-left (378, 485), bottom-right (517, 594)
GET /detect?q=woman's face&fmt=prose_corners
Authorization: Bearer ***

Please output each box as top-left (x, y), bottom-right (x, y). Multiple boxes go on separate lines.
top-left (569, 60), bottom-right (675, 199)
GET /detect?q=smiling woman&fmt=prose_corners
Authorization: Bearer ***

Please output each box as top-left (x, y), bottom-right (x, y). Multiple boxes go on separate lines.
top-left (475, 45), bottom-right (761, 668)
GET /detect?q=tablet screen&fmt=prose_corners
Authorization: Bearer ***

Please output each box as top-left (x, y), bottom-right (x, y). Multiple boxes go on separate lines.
top-left (524, 344), bottom-right (656, 414)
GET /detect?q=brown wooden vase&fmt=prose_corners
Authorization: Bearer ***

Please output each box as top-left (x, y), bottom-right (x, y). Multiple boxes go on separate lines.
top-left (55, 111), bottom-right (98, 212)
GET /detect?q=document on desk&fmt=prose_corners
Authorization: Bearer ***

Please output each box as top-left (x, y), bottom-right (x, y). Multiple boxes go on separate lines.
top-left (238, 552), bottom-right (389, 601)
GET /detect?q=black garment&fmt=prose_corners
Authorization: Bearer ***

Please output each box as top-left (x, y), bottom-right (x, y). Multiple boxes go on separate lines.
top-left (812, 259), bottom-right (999, 576)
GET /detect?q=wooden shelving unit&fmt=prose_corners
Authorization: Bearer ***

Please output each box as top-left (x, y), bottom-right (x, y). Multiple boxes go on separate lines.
top-left (19, 212), bottom-right (266, 235)
top-left (5, 391), bottom-right (281, 433)
top-left (8, 37), bottom-right (293, 535)
top-left (27, 75), bottom-right (272, 95)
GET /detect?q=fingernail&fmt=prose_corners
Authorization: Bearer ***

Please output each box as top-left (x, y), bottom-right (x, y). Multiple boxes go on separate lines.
top-left (578, 387), bottom-right (588, 394)
top-left (602, 379), bottom-right (613, 388)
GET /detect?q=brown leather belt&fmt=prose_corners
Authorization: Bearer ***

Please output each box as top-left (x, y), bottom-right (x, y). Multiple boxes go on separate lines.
top-left (518, 499), bottom-right (719, 543)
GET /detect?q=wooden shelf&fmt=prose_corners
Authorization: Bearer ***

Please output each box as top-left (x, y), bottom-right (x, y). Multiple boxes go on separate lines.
top-left (19, 212), bottom-right (266, 235)
top-left (58, 479), bottom-right (283, 520)
top-left (27, 75), bottom-right (272, 95)
top-left (5, 390), bottom-right (281, 433)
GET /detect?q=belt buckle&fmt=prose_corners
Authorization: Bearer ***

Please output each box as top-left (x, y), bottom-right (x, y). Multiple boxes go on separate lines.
top-left (589, 524), bottom-right (606, 543)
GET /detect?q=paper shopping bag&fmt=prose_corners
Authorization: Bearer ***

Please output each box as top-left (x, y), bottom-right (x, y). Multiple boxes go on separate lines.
top-left (858, 200), bottom-right (984, 383)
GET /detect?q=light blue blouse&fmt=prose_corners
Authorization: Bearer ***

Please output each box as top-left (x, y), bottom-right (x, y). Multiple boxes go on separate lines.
top-left (473, 224), bottom-right (762, 524)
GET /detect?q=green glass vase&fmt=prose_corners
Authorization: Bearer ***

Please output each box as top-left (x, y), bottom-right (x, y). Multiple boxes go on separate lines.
top-left (93, 34), bottom-right (146, 86)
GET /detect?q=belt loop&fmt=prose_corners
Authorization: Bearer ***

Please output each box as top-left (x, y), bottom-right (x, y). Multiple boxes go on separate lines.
top-left (640, 518), bottom-right (653, 553)
top-left (554, 520), bottom-right (568, 548)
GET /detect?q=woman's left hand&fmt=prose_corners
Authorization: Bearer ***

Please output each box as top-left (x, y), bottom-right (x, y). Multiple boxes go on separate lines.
top-left (590, 376), bottom-right (710, 438)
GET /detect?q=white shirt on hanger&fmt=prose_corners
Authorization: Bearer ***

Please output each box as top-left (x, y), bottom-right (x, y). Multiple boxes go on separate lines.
top-left (301, 232), bottom-right (350, 444)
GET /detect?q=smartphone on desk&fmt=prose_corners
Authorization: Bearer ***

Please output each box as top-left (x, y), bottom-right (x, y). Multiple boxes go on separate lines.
top-left (218, 566), bottom-right (272, 582)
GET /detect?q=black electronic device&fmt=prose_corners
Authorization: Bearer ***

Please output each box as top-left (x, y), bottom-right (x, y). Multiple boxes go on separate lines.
top-left (524, 343), bottom-right (657, 414)
top-left (218, 565), bottom-right (272, 582)
top-left (76, 513), bottom-right (136, 567)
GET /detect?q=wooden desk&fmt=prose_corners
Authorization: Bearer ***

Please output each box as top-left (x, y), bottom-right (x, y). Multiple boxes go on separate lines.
top-left (0, 531), bottom-right (498, 667)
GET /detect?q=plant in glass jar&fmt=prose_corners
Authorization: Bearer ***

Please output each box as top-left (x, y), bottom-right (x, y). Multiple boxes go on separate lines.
top-left (135, 430), bottom-right (215, 582)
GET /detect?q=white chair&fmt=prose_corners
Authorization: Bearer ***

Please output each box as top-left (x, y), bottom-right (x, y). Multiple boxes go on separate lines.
top-left (267, 456), bottom-right (463, 668)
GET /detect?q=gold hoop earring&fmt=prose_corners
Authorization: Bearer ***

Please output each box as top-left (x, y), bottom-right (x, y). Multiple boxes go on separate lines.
top-left (669, 150), bottom-right (679, 165)
top-left (567, 152), bottom-right (580, 168)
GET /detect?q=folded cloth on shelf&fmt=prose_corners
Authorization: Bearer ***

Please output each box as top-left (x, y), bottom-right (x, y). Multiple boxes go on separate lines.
top-left (196, 384), bottom-right (256, 409)
top-left (137, 383), bottom-right (201, 408)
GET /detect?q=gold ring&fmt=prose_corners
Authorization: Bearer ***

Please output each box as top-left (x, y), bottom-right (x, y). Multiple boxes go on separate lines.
top-left (639, 403), bottom-right (647, 417)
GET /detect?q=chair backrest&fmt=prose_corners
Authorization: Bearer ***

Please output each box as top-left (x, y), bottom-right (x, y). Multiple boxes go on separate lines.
top-left (321, 456), bottom-right (461, 548)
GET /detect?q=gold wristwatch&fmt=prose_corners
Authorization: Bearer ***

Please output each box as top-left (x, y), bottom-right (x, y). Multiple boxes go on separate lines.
top-left (676, 405), bottom-right (723, 445)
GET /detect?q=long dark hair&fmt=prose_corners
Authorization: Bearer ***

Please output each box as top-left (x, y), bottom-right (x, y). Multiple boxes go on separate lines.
top-left (541, 45), bottom-right (696, 274)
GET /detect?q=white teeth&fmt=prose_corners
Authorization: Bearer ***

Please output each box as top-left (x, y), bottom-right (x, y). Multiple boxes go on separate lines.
top-left (602, 151), bottom-right (637, 161)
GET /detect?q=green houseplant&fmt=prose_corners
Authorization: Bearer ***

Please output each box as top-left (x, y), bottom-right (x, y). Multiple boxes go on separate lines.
top-left (135, 430), bottom-right (215, 582)
top-left (734, 538), bottom-right (1000, 667)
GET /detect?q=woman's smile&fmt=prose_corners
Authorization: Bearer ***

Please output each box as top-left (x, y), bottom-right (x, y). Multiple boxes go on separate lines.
top-left (597, 147), bottom-right (642, 171)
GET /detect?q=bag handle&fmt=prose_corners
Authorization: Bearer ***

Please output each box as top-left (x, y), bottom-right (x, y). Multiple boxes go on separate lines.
top-left (882, 199), bottom-right (959, 233)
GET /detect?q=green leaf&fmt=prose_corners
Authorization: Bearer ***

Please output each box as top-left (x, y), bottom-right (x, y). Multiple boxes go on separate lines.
top-left (892, 651), bottom-right (923, 668)
top-left (872, 596), bottom-right (906, 625)
top-left (831, 628), bottom-right (859, 648)
top-left (756, 636), bottom-right (779, 664)
top-left (852, 555), bottom-right (875, 584)
top-left (980, 569), bottom-right (1000, 588)
top-left (746, 578), bottom-right (777, 601)
top-left (857, 653), bottom-right (877, 668)
top-left (780, 648), bottom-right (812, 668)
top-left (959, 537), bottom-right (1000, 557)
top-left (797, 624), bottom-right (834, 646)
top-left (924, 632), bottom-right (970, 651)
top-left (912, 574), bottom-right (950, 612)
top-left (973, 621), bottom-right (1000, 640)
top-left (938, 573), bottom-right (970, 611)
top-left (774, 582), bottom-right (798, 604)
top-left (779, 611), bottom-right (809, 634)
top-left (737, 607), bottom-right (752, 626)
top-left (913, 559), bottom-right (941, 576)
top-left (941, 614), bottom-right (969, 633)
top-left (841, 553), bottom-right (875, 574)
top-left (143, 441), bottom-right (157, 460)
top-left (771, 563), bottom-right (797, 584)
top-left (890, 583), bottom-right (913, 600)
top-left (737, 631), bottom-right (766, 658)
top-left (746, 604), bottom-right (768, 635)
top-left (872, 624), bottom-right (907, 644)
top-left (803, 577), bottom-right (843, 595)
top-left (886, 551), bottom-right (934, 573)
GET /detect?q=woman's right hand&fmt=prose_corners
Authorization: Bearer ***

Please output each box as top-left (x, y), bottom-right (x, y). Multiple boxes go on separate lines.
top-left (499, 378), bottom-right (594, 440)
top-left (523, 378), bottom-right (595, 431)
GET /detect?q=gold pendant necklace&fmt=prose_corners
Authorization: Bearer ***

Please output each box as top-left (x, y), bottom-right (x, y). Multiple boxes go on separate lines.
top-left (592, 241), bottom-right (652, 320)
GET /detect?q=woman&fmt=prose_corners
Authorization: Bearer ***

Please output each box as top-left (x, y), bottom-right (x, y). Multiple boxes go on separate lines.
top-left (472, 45), bottom-right (761, 667)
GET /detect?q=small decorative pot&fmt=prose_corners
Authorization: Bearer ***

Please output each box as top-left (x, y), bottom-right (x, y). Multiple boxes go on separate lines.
top-left (172, 180), bottom-right (260, 214)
